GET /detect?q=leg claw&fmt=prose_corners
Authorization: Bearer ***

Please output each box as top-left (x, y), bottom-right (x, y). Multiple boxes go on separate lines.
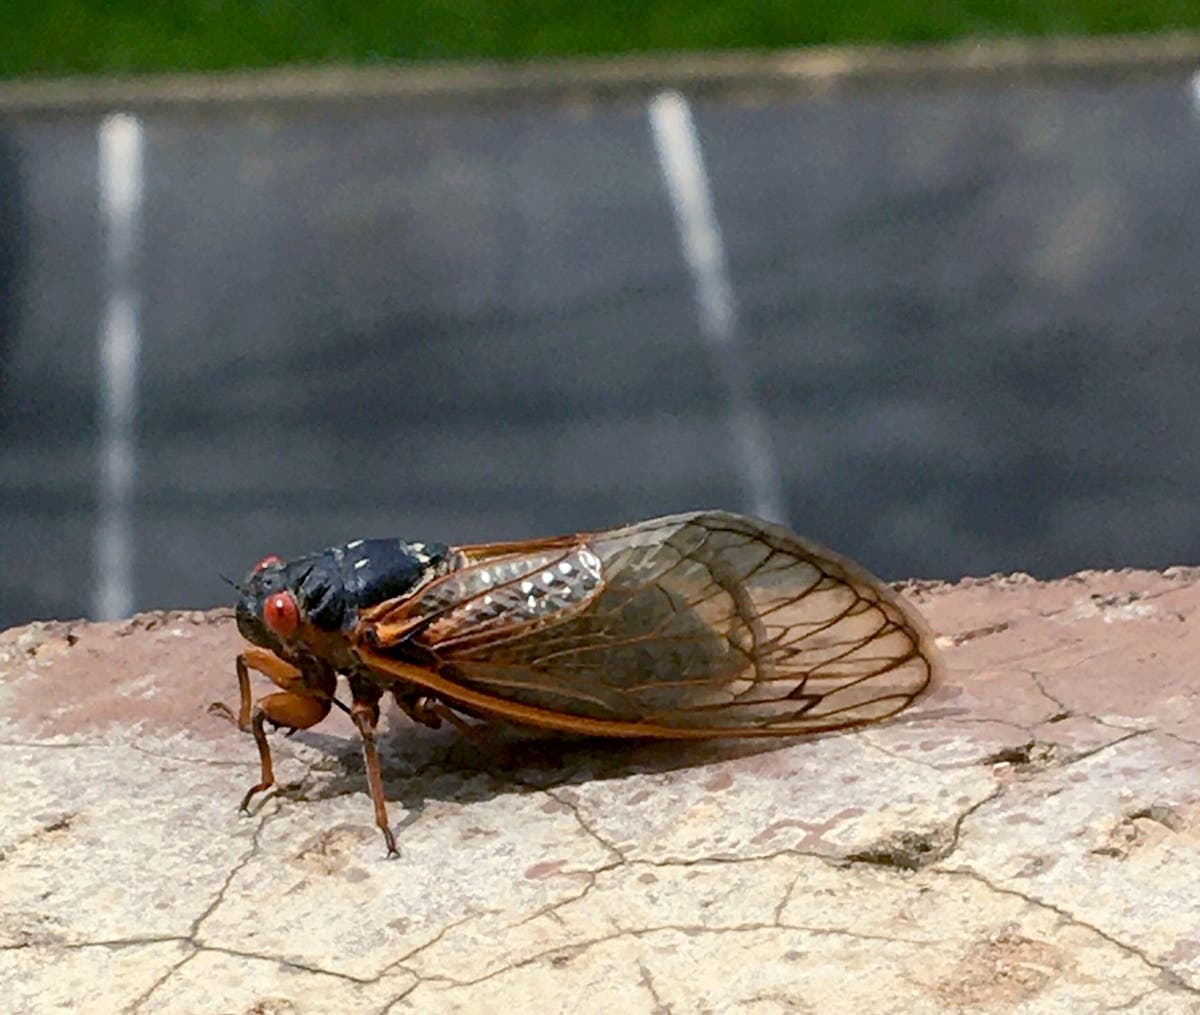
top-left (208, 701), bottom-right (240, 726)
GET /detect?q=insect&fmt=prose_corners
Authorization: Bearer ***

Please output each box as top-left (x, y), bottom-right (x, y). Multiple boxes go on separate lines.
top-left (211, 511), bottom-right (941, 855)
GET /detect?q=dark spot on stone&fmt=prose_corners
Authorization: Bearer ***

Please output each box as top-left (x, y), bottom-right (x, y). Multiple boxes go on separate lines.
top-left (983, 743), bottom-right (1035, 766)
top-left (848, 826), bottom-right (954, 871)
top-left (703, 771), bottom-right (733, 792)
top-left (982, 742), bottom-right (1058, 771)
top-left (524, 860), bottom-right (566, 880)
top-left (460, 825), bottom-right (500, 841)
top-left (1130, 804), bottom-right (1185, 832)
top-left (949, 621), bottom-right (1012, 645)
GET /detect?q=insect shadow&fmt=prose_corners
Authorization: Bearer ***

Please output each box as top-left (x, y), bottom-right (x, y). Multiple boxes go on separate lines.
top-left (262, 705), bottom-right (822, 837)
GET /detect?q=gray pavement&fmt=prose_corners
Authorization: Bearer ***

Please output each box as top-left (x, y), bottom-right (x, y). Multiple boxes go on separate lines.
top-left (3, 64), bottom-right (1200, 626)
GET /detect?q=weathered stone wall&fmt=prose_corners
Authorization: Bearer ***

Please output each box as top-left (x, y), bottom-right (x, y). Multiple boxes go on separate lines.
top-left (2, 569), bottom-right (1199, 1011)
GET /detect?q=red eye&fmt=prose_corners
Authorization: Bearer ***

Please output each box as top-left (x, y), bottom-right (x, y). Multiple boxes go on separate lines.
top-left (263, 591), bottom-right (300, 639)
top-left (254, 554), bottom-right (283, 573)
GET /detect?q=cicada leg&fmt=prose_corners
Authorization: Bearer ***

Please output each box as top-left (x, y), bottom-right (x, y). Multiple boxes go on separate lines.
top-left (348, 676), bottom-right (398, 857)
top-left (393, 688), bottom-right (489, 746)
top-left (208, 646), bottom-right (306, 731)
top-left (237, 689), bottom-right (333, 812)
top-left (211, 648), bottom-right (334, 813)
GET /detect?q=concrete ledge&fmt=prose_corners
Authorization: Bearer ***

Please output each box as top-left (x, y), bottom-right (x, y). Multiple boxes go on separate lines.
top-left (3, 32), bottom-right (1200, 117)
top-left (3, 568), bottom-right (1200, 1011)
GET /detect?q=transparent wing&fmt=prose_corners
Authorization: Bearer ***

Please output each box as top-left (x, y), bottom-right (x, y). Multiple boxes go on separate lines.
top-left (357, 511), bottom-right (940, 736)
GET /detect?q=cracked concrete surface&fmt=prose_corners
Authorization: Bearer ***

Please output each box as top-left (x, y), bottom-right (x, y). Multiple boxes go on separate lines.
top-left (2, 570), bottom-right (1200, 1013)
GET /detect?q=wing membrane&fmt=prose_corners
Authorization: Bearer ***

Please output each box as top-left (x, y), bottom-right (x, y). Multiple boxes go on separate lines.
top-left (356, 511), bottom-right (940, 737)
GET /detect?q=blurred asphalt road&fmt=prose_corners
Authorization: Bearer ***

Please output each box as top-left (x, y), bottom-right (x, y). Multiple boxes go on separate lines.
top-left (3, 68), bottom-right (1200, 626)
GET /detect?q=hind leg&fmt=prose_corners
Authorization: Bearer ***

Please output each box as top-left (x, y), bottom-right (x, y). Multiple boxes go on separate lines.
top-left (393, 688), bottom-right (489, 746)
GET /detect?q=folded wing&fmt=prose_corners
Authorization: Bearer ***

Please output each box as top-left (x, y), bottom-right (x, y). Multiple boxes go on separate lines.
top-left (357, 511), bottom-right (940, 736)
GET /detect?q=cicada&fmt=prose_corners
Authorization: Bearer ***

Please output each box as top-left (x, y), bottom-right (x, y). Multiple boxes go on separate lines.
top-left (212, 511), bottom-right (941, 854)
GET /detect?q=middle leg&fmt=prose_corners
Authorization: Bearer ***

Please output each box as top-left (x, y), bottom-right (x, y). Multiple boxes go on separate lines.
top-left (349, 676), bottom-right (397, 856)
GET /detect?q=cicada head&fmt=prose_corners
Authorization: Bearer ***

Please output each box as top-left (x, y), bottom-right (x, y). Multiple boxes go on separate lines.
top-left (235, 538), bottom-right (453, 663)
top-left (234, 554), bottom-right (296, 655)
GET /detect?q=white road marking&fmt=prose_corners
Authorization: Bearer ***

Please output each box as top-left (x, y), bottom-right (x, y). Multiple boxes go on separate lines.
top-left (94, 113), bottom-right (144, 620)
top-left (648, 90), bottom-right (788, 524)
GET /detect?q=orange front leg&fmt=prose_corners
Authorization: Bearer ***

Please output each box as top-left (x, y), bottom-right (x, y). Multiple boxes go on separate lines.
top-left (210, 648), bottom-right (335, 814)
top-left (238, 689), bottom-right (333, 812)
top-left (208, 646), bottom-right (307, 731)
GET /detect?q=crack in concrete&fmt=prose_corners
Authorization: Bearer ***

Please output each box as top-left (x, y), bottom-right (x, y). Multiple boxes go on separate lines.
top-left (378, 913), bottom-right (483, 976)
top-left (1058, 728), bottom-right (1148, 766)
top-left (1158, 729), bottom-right (1200, 750)
top-left (510, 858), bottom-right (627, 931)
top-left (858, 709), bottom-right (1138, 777)
top-left (1026, 670), bottom-right (1156, 742)
top-left (370, 849), bottom-right (936, 1009)
top-left (126, 794), bottom-right (280, 1012)
top-left (980, 636), bottom-right (1088, 670)
top-left (0, 934), bottom-right (188, 953)
top-left (944, 621), bottom-right (1013, 646)
top-left (859, 724), bottom-right (1075, 777)
top-left (411, 920), bottom-right (937, 994)
top-left (637, 847), bottom-right (836, 869)
top-left (1027, 669), bottom-right (1072, 718)
top-left (852, 731), bottom-right (949, 772)
top-left (638, 960), bottom-right (671, 1014)
top-left (331, 709), bottom-right (1185, 1000)
top-left (186, 809), bottom-right (275, 942)
top-left (1102, 987), bottom-right (1160, 1011)
top-left (128, 741), bottom-right (254, 768)
top-left (200, 942), bottom-right (381, 984)
top-left (0, 737), bottom-right (260, 773)
top-left (618, 844), bottom-right (849, 872)
top-left (11, 934), bottom-right (385, 991)
top-left (0, 739), bottom-right (113, 750)
top-left (1139, 575), bottom-right (1200, 598)
top-left (123, 944), bottom-right (197, 1014)
top-left (976, 723), bottom-right (1149, 779)
top-left (843, 783), bottom-right (1004, 872)
top-left (541, 787), bottom-right (627, 865)
top-left (933, 717), bottom-right (1035, 735)
top-left (933, 868), bottom-right (1200, 997)
top-left (946, 782), bottom-right (1004, 854)
top-left (773, 869), bottom-right (804, 926)
top-left (114, 800), bottom-right (400, 1009)
top-left (1022, 644), bottom-right (1119, 677)
top-left (377, 975), bottom-right (422, 1014)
